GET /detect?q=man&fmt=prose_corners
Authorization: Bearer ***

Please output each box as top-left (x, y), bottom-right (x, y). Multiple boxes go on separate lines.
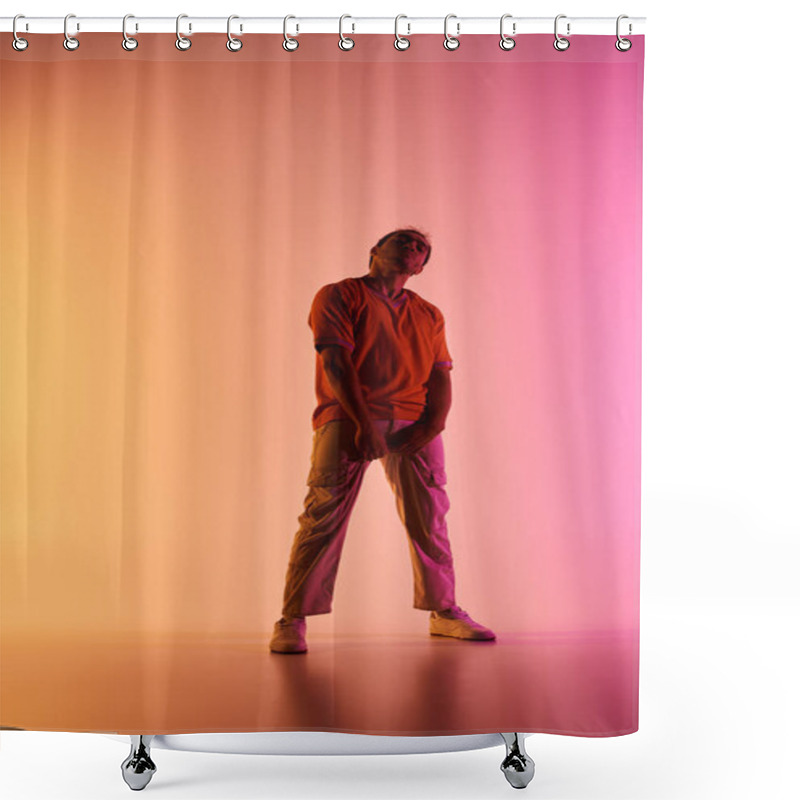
top-left (269, 228), bottom-right (495, 654)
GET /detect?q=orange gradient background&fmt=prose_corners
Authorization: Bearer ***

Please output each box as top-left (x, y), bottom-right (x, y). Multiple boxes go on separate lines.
top-left (1, 33), bottom-right (643, 735)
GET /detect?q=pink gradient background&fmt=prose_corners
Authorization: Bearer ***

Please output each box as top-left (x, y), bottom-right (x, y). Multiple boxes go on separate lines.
top-left (1, 33), bottom-right (643, 735)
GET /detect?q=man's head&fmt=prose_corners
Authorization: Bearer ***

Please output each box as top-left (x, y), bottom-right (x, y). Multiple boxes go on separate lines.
top-left (368, 228), bottom-right (432, 277)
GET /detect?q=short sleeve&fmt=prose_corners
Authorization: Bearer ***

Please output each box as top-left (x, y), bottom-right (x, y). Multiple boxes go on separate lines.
top-left (308, 283), bottom-right (356, 354)
top-left (432, 307), bottom-right (453, 370)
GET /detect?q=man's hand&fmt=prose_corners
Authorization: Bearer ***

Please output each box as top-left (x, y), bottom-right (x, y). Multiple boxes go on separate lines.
top-left (354, 421), bottom-right (389, 461)
top-left (385, 420), bottom-right (442, 456)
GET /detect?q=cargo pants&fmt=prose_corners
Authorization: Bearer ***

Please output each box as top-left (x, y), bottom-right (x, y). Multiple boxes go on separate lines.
top-left (280, 417), bottom-right (457, 617)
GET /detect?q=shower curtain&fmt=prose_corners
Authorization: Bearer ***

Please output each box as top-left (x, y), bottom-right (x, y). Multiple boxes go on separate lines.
top-left (0, 30), bottom-right (643, 737)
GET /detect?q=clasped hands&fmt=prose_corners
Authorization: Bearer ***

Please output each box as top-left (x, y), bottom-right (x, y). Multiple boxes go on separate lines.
top-left (355, 418), bottom-right (441, 460)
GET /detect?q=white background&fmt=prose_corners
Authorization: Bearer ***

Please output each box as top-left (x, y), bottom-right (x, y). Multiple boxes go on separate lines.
top-left (1, 1), bottom-right (798, 798)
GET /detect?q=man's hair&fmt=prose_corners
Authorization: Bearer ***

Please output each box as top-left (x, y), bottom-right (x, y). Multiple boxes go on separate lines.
top-left (369, 227), bottom-right (432, 268)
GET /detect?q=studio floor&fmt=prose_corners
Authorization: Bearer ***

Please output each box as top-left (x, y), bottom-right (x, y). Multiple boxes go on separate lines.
top-left (0, 627), bottom-right (637, 736)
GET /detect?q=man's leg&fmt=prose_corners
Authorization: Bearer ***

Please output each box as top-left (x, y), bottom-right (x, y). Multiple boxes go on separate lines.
top-left (378, 420), bottom-right (457, 612)
top-left (281, 420), bottom-right (368, 618)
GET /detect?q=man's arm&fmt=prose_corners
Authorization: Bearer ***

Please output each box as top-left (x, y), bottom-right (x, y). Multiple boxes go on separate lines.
top-left (319, 345), bottom-right (372, 429)
top-left (422, 366), bottom-right (452, 433)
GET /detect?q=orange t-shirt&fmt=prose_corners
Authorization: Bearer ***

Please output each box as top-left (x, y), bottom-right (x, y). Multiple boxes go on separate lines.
top-left (308, 276), bottom-right (453, 430)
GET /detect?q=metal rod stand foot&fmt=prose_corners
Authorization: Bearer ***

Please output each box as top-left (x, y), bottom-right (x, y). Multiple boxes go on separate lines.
top-left (500, 733), bottom-right (535, 789)
top-left (121, 735), bottom-right (157, 791)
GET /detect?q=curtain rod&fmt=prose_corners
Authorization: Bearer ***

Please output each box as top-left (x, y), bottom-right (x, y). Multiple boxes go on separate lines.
top-left (1, 16), bottom-right (646, 36)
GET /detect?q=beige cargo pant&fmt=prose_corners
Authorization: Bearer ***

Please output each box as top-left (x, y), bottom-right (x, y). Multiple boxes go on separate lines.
top-left (280, 417), bottom-right (457, 617)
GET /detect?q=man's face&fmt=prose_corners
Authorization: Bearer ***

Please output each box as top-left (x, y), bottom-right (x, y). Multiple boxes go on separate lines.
top-left (374, 231), bottom-right (430, 276)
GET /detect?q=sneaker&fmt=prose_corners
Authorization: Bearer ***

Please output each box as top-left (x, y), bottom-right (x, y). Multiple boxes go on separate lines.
top-left (429, 605), bottom-right (496, 640)
top-left (269, 616), bottom-right (308, 654)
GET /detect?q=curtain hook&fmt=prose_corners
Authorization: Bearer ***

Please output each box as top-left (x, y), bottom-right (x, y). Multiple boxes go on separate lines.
top-left (554, 14), bottom-right (570, 51)
top-left (12, 14), bottom-right (29, 51)
top-left (283, 15), bottom-right (299, 51)
top-left (616, 15), bottom-right (632, 51)
top-left (443, 14), bottom-right (460, 51)
top-left (176, 14), bottom-right (191, 50)
top-left (227, 15), bottom-right (243, 51)
top-left (394, 15), bottom-right (410, 51)
top-left (122, 14), bottom-right (138, 51)
top-left (499, 14), bottom-right (515, 50)
top-left (339, 14), bottom-right (355, 50)
top-left (63, 13), bottom-right (80, 51)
